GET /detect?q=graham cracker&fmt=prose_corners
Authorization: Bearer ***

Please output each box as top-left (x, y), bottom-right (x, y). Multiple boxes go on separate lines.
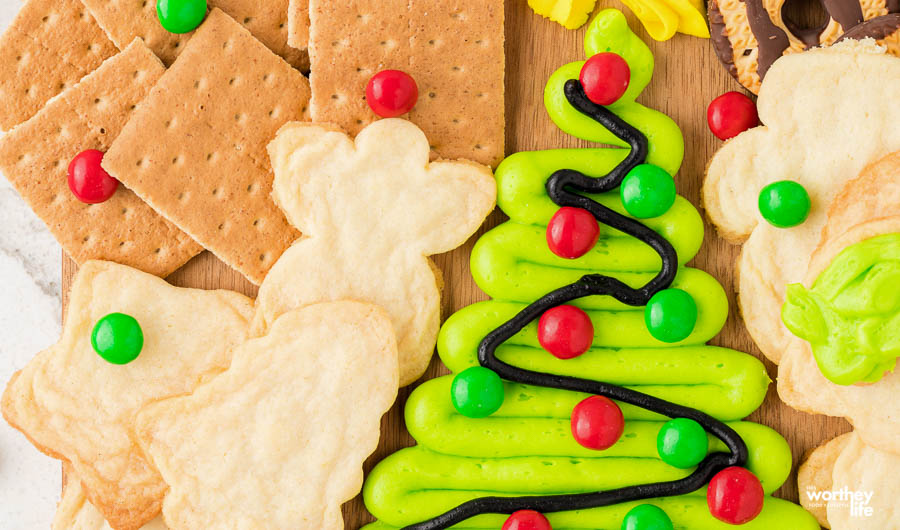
top-left (308, 0), bottom-right (505, 167)
top-left (103, 9), bottom-right (309, 285)
top-left (287, 0), bottom-right (310, 50)
top-left (81, 0), bottom-right (309, 70)
top-left (0, 0), bottom-right (117, 131)
top-left (0, 39), bottom-right (202, 278)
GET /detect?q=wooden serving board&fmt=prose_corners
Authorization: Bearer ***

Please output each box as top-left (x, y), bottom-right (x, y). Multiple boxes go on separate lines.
top-left (61, 1), bottom-right (848, 527)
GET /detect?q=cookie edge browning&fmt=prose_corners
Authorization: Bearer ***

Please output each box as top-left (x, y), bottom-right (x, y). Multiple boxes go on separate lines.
top-left (797, 432), bottom-right (853, 529)
top-left (134, 300), bottom-right (400, 528)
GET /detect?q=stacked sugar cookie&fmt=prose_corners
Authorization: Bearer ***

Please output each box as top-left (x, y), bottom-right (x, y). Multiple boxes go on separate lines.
top-left (0, 1), bottom-right (502, 528)
top-left (703, 39), bottom-right (900, 530)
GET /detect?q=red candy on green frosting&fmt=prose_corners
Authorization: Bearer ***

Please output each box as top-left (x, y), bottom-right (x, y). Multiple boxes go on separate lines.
top-left (538, 305), bottom-right (594, 359)
top-left (707, 467), bottom-right (765, 525)
top-left (502, 510), bottom-right (552, 530)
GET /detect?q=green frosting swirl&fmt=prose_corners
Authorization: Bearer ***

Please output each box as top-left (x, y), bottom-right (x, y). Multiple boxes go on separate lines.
top-left (783, 233), bottom-right (900, 385)
top-left (361, 9), bottom-right (817, 529)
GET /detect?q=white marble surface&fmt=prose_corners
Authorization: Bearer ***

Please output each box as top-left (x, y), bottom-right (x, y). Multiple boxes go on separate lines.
top-left (0, 2), bottom-right (65, 528)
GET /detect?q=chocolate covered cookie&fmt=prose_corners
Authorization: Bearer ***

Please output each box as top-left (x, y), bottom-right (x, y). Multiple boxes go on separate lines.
top-left (709, 0), bottom-right (898, 92)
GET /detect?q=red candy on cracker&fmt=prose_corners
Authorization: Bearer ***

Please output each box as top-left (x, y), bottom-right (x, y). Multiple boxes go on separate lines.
top-left (308, 0), bottom-right (506, 167)
top-left (0, 40), bottom-right (201, 278)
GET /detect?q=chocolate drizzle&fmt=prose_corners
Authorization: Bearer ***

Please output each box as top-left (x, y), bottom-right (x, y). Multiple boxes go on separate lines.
top-left (744, 0), bottom-right (792, 79)
top-left (837, 13), bottom-right (900, 41)
top-left (821, 0), bottom-right (864, 32)
top-left (401, 81), bottom-right (750, 530)
top-left (711, 0), bottom-right (886, 89)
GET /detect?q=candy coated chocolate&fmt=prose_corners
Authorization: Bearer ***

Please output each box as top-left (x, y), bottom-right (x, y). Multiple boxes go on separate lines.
top-left (91, 312), bottom-right (143, 365)
top-left (451, 366), bottom-right (504, 418)
top-left (67, 149), bottom-right (118, 204)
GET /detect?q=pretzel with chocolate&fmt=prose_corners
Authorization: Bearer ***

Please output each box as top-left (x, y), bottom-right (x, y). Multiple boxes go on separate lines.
top-left (709, 0), bottom-right (899, 93)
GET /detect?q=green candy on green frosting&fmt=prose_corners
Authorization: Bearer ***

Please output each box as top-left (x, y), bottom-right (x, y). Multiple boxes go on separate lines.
top-left (361, 9), bottom-right (817, 530)
top-left (783, 233), bottom-right (900, 385)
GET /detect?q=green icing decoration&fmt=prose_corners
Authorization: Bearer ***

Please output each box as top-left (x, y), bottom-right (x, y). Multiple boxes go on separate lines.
top-left (361, 9), bottom-right (816, 530)
top-left (782, 233), bottom-right (900, 385)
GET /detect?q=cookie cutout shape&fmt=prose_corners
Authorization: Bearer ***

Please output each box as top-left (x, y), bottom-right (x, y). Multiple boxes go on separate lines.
top-left (308, 0), bottom-right (505, 167)
top-left (2, 261), bottom-right (254, 530)
top-left (103, 9), bottom-right (310, 285)
top-left (703, 39), bottom-right (900, 366)
top-left (136, 302), bottom-right (398, 530)
top-left (53, 468), bottom-right (167, 530)
top-left (778, 151), bottom-right (900, 455)
top-left (0, 0), bottom-right (117, 131)
top-left (799, 432), bottom-right (899, 529)
top-left (0, 40), bottom-right (202, 278)
top-left (256, 119), bottom-right (496, 386)
top-left (80, 0), bottom-right (308, 69)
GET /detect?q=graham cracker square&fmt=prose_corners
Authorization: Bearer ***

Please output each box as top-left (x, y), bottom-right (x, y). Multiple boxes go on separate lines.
top-left (287, 0), bottom-right (310, 50)
top-left (308, 0), bottom-right (505, 167)
top-left (103, 9), bottom-right (309, 285)
top-left (0, 0), bottom-right (117, 131)
top-left (0, 40), bottom-right (202, 277)
top-left (81, 0), bottom-right (308, 70)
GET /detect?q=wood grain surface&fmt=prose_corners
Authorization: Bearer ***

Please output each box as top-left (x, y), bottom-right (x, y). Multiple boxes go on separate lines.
top-left (61, 2), bottom-right (848, 527)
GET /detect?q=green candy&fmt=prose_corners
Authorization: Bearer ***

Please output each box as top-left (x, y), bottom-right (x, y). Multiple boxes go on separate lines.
top-left (758, 180), bottom-right (811, 228)
top-left (644, 289), bottom-right (697, 343)
top-left (451, 367), bottom-right (504, 418)
top-left (657, 418), bottom-right (708, 468)
top-left (620, 164), bottom-right (676, 219)
top-left (157, 0), bottom-right (207, 34)
top-left (782, 233), bottom-right (900, 384)
top-left (91, 313), bottom-right (143, 365)
top-left (621, 504), bottom-right (673, 530)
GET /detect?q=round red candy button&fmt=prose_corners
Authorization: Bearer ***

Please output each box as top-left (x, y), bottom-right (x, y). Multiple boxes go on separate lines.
top-left (67, 149), bottom-right (118, 204)
top-left (707, 91), bottom-right (758, 141)
top-left (707, 466), bottom-right (764, 525)
top-left (366, 70), bottom-right (419, 118)
top-left (538, 305), bottom-right (594, 359)
top-left (571, 396), bottom-right (624, 450)
top-left (546, 207), bottom-right (600, 259)
top-left (579, 52), bottom-right (630, 106)
top-left (502, 510), bottom-right (552, 530)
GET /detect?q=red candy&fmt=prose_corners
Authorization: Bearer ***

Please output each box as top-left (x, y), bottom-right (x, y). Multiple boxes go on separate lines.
top-left (538, 305), bottom-right (594, 359)
top-left (707, 91), bottom-right (758, 141)
top-left (571, 396), bottom-right (624, 450)
top-left (502, 510), bottom-right (552, 530)
top-left (366, 70), bottom-right (419, 118)
top-left (707, 466), bottom-right (764, 525)
top-left (579, 53), bottom-right (630, 106)
top-left (546, 207), bottom-right (599, 259)
top-left (67, 149), bottom-right (118, 204)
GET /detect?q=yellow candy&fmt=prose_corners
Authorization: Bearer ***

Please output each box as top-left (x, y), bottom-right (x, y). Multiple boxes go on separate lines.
top-left (527, 0), bottom-right (598, 30)
top-left (620, 0), bottom-right (710, 41)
